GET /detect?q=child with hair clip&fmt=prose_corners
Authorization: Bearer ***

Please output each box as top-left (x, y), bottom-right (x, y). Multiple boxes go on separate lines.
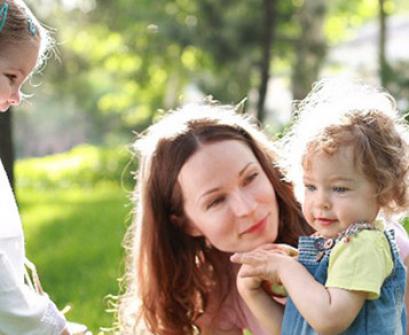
top-left (231, 78), bottom-right (409, 334)
top-left (0, 1), bottom-right (71, 334)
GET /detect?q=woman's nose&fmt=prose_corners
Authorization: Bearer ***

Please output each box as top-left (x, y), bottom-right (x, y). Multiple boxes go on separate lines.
top-left (230, 191), bottom-right (257, 217)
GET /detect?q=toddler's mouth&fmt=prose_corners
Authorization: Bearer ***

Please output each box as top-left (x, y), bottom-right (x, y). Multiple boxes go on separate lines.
top-left (315, 217), bottom-right (337, 225)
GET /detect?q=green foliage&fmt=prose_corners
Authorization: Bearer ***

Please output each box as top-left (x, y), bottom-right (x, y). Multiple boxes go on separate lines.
top-left (15, 145), bottom-right (136, 189)
top-left (27, 0), bottom-right (301, 150)
top-left (325, 0), bottom-right (378, 44)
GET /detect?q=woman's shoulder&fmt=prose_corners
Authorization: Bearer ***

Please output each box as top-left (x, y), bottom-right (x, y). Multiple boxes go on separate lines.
top-left (196, 285), bottom-right (270, 335)
top-left (195, 287), bottom-right (244, 332)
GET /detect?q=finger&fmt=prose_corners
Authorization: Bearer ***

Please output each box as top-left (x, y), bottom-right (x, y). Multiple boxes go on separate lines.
top-left (231, 252), bottom-right (264, 265)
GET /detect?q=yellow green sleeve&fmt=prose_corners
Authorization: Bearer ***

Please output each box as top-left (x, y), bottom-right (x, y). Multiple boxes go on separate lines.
top-left (326, 230), bottom-right (393, 300)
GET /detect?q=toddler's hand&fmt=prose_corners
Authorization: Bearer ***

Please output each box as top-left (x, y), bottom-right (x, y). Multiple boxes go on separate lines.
top-left (231, 243), bottom-right (297, 284)
top-left (236, 263), bottom-right (264, 295)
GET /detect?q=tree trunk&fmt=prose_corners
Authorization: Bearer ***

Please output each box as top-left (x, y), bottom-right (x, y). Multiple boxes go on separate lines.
top-left (378, 0), bottom-right (389, 87)
top-left (291, 0), bottom-right (327, 102)
top-left (0, 109), bottom-right (15, 190)
top-left (257, 0), bottom-right (277, 123)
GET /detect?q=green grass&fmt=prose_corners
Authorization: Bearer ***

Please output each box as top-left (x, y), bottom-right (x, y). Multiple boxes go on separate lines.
top-left (17, 184), bottom-right (132, 333)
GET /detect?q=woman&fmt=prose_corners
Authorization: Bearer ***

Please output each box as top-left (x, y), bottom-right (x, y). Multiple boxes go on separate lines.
top-left (118, 102), bottom-right (312, 334)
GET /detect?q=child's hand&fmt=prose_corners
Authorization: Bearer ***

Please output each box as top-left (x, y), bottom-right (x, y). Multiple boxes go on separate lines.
top-left (236, 263), bottom-right (264, 296)
top-left (231, 243), bottom-right (297, 284)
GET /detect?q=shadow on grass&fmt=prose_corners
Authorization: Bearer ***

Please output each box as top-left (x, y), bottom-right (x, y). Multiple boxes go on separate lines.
top-left (18, 185), bottom-right (132, 333)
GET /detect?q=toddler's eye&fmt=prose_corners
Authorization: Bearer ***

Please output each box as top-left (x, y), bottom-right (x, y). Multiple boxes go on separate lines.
top-left (333, 186), bottom-right (348, 193)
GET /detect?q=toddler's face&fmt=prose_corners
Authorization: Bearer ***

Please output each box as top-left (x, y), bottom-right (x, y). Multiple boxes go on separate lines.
top-left (0, 38), bottom-right (40, 112)
top-left (302, 145), bottom-right (380, 238)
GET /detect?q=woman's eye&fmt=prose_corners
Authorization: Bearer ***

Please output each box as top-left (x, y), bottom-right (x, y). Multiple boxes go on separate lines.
top-left (243, 172), bottom-right (258, 186)
top-left (207, 196), bottom-right (225, 209)
top-left (304, 184), bottom-right (316, 192)
top-left (333, 186), bottom-right (348, 193)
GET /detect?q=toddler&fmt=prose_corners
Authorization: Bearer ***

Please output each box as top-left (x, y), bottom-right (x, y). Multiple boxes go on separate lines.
top-left (232, 78), bottom-right (409, 334)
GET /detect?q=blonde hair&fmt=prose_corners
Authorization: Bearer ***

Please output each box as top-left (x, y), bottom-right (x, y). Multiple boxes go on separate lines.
top-left (279, 78), bottom-right (409, 216)
top-left (0, 0), bottom-right (54, 70)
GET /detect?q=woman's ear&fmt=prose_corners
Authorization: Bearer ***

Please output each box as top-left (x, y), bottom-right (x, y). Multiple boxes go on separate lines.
top-left (170, 214), bottom-right (203, 237)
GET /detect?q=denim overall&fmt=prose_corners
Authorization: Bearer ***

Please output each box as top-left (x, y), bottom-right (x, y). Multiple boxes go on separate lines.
top-left (281, 228), bottom-right (407, 335)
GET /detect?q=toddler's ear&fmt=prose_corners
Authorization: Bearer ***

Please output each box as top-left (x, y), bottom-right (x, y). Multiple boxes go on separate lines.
top-left (170, 214), bottom-right (203, 237)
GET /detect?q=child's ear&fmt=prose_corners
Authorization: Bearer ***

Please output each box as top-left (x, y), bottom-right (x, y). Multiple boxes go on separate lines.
top-left (170, 214), bottom-right (203, 237)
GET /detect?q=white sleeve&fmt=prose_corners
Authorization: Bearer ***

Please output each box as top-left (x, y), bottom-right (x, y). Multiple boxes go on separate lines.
top-left (0, 253), bottom-right (67, 335)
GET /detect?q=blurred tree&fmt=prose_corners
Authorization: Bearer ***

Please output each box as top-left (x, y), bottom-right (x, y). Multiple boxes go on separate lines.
top-left (0, 110), bottom-right (14, 189)
top-left (15, 0), bottom-right (408, 161)
top-left (379, 0), bottom-right (390, 87)
top-left (291, 0), bottom-right (327, 101)
top-left (257, 0), bottom-right (278, 122)
top-left (32, 0), bottom-right (300, 137)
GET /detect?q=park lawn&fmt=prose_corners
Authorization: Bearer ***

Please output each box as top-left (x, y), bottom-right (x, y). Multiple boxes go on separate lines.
top-left (17, 184), bottom-right (132, 333)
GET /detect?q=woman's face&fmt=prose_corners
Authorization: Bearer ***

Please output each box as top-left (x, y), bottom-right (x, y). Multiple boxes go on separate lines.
top-left (178, 140), bottom-right (279, 252)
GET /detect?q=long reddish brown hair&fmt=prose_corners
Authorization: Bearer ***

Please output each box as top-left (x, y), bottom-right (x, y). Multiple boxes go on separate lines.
top-left (119, 103), bottom-right (311, 334)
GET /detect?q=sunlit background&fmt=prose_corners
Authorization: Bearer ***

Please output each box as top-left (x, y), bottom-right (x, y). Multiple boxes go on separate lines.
top-left (3, 0), bottom-right (409, 333)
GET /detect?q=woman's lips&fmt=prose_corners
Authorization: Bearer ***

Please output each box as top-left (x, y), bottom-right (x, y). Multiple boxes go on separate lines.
top-left (241, 215), bottom-right (268, 235)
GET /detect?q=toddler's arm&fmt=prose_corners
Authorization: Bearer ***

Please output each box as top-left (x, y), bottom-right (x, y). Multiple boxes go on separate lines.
top-left (232, 247), bottom-right (366, 335)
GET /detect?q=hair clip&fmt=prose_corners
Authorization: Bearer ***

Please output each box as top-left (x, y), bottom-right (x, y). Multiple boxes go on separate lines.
top-left (0, 1), bottom-right (9, 33)
top-left (27, 17), bottom-right (37, 36)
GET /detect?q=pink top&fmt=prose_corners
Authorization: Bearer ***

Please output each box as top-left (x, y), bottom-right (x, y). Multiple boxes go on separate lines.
top-left (197, 283), bottom-right (270, 335)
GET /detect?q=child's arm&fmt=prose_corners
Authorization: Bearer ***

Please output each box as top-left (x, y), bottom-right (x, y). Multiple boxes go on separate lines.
top-left (276, 254), bottom-right (366, 334)
top-left (0, 253), bottom-right (68, 335)
top-left (235, 263), bottom-right (283, 334)
top-left (232, 248), bottom-right (366, 335)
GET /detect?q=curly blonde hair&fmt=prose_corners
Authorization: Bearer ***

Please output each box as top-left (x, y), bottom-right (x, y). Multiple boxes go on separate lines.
top-left (279, 78), bottom-right (409, 216)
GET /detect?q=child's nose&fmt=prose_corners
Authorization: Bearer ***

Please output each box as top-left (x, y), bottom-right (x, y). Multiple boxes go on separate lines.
top-left (9, 90), bottom-right (21, 106)
top-left (317, 191), bottom-right (331, 209)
